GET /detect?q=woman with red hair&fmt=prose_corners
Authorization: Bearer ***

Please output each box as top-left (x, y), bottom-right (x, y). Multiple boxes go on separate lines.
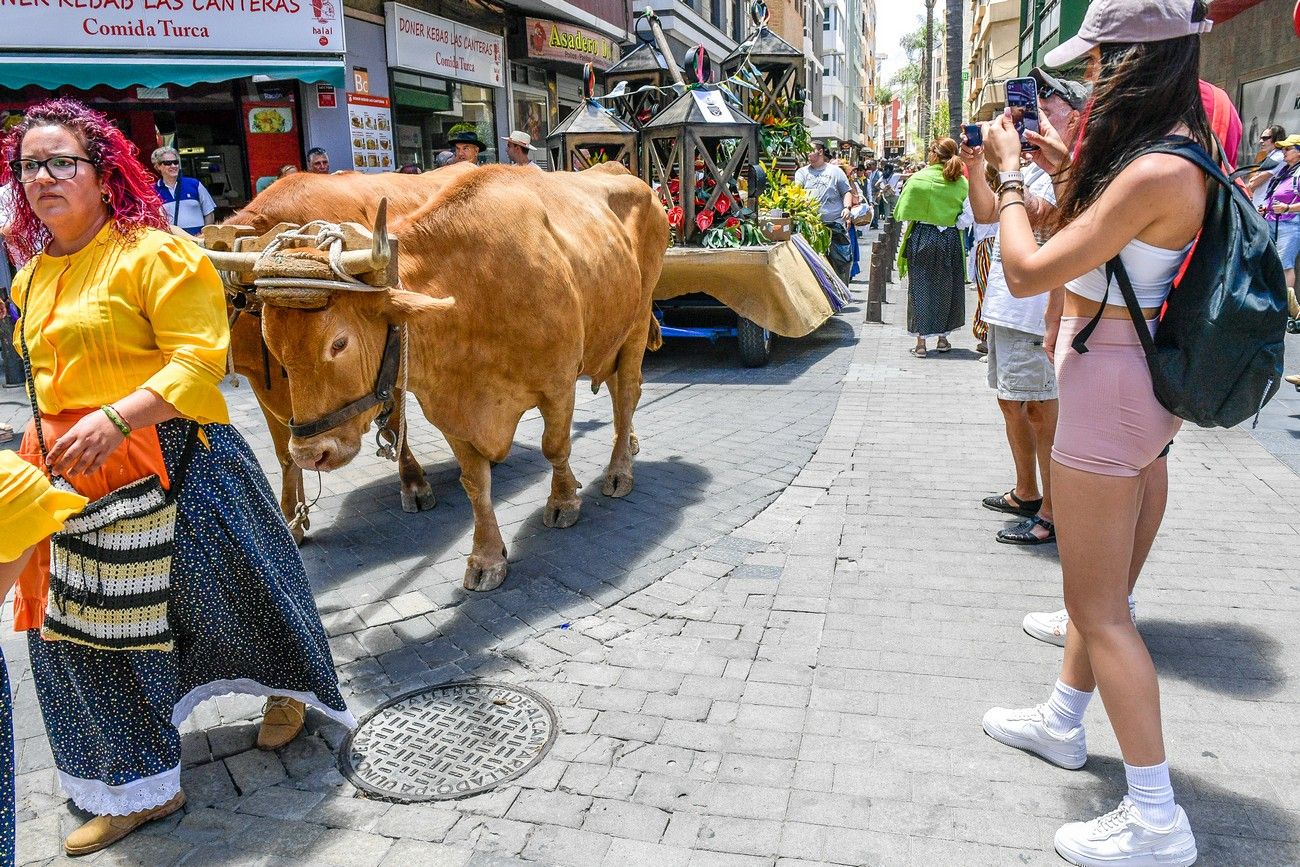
top-left (4, 98), bottom-right (352, 855)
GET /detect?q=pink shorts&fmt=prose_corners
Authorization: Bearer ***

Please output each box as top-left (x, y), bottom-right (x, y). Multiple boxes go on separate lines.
top-left (1052, 316), bottom-right (1182, 478)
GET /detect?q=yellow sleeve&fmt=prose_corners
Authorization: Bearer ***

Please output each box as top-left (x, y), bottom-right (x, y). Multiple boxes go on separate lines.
top-left (137, 235), bottom-right (232, 425)
top-left (0, 451), bottom-right (86, 563)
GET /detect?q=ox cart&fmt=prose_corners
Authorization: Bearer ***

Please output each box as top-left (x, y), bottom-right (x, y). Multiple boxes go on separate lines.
top-left (652, 237), bottom-right (850, 367)
top-left (582, 6), bottom-right (847, 368)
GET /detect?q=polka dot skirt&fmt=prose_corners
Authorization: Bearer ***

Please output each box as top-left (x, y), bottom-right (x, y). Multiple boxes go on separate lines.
top-left (28, 420), bottom-right (350, 816)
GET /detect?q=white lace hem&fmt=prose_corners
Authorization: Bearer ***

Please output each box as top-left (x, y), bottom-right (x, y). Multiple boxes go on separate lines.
top-left (171, 677), bottom-right (357, 730)
top-left (59, 765), bottom-right (180, 817)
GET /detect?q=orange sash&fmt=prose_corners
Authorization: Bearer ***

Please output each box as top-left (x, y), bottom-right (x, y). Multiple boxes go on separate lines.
top-left (14, 409), bottom-right (169, 631)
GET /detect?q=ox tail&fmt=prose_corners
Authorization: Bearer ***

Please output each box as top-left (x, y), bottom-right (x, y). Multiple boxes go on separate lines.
top-left (647, 315), bottom-right (663, 353)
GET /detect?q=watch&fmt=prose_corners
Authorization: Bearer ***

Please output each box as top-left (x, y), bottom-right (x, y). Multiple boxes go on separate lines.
top-left (998, 170), bottom-right (1025, 187)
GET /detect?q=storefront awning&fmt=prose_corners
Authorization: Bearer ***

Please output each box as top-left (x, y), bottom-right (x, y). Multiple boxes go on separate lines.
top-left (0, 55), bottom-right (345, 91)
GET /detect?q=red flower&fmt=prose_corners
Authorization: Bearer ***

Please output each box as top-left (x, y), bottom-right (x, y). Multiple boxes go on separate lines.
top-left (695, 210), bottom-right (714, 231)
top-left (724, 216), bottom-right (740, 228)
top-left (667, 206), bottom-right (684, 228)
top-left (668, 178), bottom-right (680, 196)
top-left (715, 193), bottom-right (733, 215)
top-left (694, 159), bottom-right (706, 171)
top-left (637, 108), bottom-right (653, 123)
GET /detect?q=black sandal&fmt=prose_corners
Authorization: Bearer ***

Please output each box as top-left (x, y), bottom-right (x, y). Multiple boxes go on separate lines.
top-left (981, 490), bottom-right (1042, 518)
top-left (997, 515), bottom-right (1056, 545)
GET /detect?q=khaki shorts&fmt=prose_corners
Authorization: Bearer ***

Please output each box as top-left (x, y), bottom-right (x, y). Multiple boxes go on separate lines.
top-left (987, 324), bottom-right (1058, 402)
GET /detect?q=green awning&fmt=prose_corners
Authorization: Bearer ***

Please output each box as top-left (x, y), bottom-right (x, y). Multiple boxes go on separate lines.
top-left (0, 55), bottom-right (345, 91)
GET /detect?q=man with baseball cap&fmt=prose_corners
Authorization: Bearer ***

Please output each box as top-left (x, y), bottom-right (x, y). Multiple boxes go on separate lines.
top-left (503, 130), bottom-right (543, 170)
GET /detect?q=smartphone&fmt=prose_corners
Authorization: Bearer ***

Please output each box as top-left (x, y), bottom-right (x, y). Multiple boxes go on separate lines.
top-left (963, 123), bottom-right (982, 148)
top-left (1005, 77), bottom-right (1040, 151)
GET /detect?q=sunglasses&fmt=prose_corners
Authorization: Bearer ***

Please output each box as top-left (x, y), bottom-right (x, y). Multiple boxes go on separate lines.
top-left (1261, 136), bottom-right (1274, 142)
top-left (156, 160), bottom-right (180, 166)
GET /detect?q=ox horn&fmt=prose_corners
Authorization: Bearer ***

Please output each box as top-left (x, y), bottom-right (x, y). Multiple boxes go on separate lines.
top-left (336, 197), bottom-right (391, 275)
top-left (203, 249), bottom-right (261, 272)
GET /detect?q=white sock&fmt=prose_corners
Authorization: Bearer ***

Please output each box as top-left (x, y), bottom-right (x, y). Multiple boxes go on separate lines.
top-left (1125, 760), bottom-right (1178, 828)
top-left (1042, 679), bottom-right (1092, 734)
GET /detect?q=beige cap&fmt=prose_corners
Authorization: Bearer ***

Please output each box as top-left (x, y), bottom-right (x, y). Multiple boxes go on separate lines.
top-left (503, 130), bottom-right (537, 150)
top-left (1044, 0), bottom-right (1212, 68)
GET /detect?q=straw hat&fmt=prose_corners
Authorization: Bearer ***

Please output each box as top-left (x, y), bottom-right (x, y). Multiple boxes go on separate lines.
top-left (503, 130), bottom-right (538, 150)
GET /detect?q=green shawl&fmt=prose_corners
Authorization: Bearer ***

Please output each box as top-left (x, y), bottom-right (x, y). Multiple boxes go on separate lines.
top-left (893, 164), bottom-right (969, 277)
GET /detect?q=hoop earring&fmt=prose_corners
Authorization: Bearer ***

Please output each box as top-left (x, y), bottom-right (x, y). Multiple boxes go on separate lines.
top-left (101, 192), bottom-right (111, 204)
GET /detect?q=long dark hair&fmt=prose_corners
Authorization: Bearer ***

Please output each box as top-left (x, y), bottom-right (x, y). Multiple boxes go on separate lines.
top-left (1053, 0), bottom-right (1212, 230)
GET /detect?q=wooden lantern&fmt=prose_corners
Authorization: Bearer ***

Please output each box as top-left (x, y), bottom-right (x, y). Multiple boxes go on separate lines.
top-left (721, 3), bottom-right (806, 127)
top-left (604, 41), bottom-right (672, 129)
top-left (547, 100), bottom-right (640, 173)
top-left (641, 87), bottom-right (761, 245)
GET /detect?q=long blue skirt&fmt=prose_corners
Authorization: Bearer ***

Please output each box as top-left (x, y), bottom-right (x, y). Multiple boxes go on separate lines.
top-left (0, 649), bottom-right (12, 867)
top-left (28, 420), bottom-right (353, 816)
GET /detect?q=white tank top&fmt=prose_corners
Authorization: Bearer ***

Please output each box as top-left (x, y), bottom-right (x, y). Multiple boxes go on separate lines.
top-left (1066, 237), bottom-right (1192, 308)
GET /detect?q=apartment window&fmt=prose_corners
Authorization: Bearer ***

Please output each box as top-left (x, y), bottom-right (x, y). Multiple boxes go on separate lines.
top-left (823, 5), bottom-right (831, 30)
top-left (1041, 0), bottom-right (1059, 36)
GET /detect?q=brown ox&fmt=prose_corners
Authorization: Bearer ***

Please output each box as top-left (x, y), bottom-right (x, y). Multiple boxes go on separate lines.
top-left (248, 163), bottom-right (667, 591)
top-left (224, 165), bottom-right (479, 539)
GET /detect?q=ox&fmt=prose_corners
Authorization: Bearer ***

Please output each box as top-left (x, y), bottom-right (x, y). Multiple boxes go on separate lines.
top-left (215, 163), bottom-right (667, 591)
top-left (223, 165), bottom-right (479, 539)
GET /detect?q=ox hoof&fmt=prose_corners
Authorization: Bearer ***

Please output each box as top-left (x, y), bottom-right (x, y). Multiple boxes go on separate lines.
top-left (543, 502), bottom-right (582, 529)
top-left (463, 558), bottom-right (508, 592)
top-left (401, 483), bottom-right (437, 513)
top-left (602, 471), bottom-right (635, 498)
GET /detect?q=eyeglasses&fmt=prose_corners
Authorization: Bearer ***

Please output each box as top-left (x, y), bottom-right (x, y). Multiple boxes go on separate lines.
top-left (7, 155), bottom-right (96, 183)
top-left (156, 160), bottom-right (179, 166)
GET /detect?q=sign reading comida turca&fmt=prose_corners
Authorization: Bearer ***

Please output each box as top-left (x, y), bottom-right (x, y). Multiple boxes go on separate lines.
top-left (384, 2), bottom-right (503, 88)
top-left (0, 0), bottom-right (342, 53)
top-left (524, 18), bottom-right (619, 70)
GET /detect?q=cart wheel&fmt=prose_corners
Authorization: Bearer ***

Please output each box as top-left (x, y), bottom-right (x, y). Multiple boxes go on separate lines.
top-left (737, 317), bottom-right (773, 367)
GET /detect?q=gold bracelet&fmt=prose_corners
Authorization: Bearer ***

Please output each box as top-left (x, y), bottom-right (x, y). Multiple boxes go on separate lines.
top-left (101, 404), bottom-right (132, 437)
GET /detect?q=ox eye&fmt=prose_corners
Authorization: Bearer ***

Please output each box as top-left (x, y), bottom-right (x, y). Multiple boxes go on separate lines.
top-left (329, 336), bottom-right (348, 356)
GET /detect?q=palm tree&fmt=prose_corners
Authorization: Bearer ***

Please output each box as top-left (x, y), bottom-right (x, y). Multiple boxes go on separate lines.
top-left (945, 0), bottom-right (963, 137)
top-left (921, 0), bottom-right (936, 143)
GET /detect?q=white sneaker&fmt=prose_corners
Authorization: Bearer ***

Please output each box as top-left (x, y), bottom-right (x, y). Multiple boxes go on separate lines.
top-left (1055, 798), bottom-right (1197, 866)
top-left (981, 704), bottom-right (1087, 769)
top-left (1024, 600), bottom-right (1138, 648)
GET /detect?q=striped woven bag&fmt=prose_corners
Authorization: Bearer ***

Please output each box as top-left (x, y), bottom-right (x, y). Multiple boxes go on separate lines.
top-left (18, 281), bottom-right (197, 652)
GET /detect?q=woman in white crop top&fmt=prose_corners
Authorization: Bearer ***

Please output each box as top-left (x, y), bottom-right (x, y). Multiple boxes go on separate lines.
top-left (976, 2), bottom-right (1214, 865)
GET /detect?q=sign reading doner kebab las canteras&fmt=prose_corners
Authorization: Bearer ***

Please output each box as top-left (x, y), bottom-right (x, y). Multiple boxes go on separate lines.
top-left (524, 18), bottom-right (619, 70)
top-left (384, 2), bottom-right (503, 88)
top-left (0, 0), bottom-right (342, 53)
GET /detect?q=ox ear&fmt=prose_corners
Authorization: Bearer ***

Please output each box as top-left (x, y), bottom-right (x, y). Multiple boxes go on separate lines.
top-left (387, 288), bottom-right (454, 321)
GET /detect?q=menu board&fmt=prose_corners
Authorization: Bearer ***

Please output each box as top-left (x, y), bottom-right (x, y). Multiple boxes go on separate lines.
top-left (347, 92), bottom-right (396, 173)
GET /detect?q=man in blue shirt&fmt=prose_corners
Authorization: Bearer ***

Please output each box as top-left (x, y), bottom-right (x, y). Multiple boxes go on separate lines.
top-left (151, 147), bottom-right (216, 235)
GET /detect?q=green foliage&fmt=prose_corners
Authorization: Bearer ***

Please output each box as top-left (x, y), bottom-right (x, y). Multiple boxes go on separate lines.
top-left (933, 101), bottom-right (950, 139)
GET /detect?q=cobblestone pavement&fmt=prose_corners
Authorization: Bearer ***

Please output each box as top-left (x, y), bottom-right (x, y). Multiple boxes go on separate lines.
top-left (2, 269), bottom-right (1298, 866)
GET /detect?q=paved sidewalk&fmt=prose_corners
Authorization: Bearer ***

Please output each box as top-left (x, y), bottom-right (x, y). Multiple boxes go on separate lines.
top-left (4, 274), bottom-right (1299, 865)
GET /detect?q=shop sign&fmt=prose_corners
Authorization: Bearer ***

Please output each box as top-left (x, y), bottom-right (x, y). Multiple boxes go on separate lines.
top-left (317, 83), bottom-right (337, 108)
top-left (385, 2), bottom-right (503, 88)
top-left (0, 0), bottom-right (343, 54)
top-left (524, 18), bottom-right (619, 70)
top-left (348, 92), bottom-right (396, 173)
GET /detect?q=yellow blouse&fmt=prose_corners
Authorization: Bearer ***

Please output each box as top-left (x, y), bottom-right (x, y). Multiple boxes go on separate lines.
top-left (11, 224), bottom-right (230, 425)
top-left (0, 451), bottom-right (86, 563)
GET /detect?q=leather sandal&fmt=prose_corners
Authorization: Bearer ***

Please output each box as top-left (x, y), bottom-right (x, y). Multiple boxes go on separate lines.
top-left (997, 515), bottom-right (1057, 545)
top-left (935, 338), bottom-right (952, 352)
top-left (981, 490), bottom-right (1042, 518)
top-left (64, 791), bottom-right (185, 856)
top-left (257, 696), bottom-right (306, 750)
top-left (909, 346), bottom-right (927, 358)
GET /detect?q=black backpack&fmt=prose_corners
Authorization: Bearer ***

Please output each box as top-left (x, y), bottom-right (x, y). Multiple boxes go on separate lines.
top-left (1071, 136), bottom-right (1288, 428)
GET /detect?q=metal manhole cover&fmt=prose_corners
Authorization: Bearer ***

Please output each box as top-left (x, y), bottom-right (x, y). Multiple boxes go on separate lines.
top-left (338, 681), bottom-right (556, 802)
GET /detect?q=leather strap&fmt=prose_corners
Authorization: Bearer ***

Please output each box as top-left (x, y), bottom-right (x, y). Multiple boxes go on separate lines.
top-left (288, 324), bottom-right (401, 439)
